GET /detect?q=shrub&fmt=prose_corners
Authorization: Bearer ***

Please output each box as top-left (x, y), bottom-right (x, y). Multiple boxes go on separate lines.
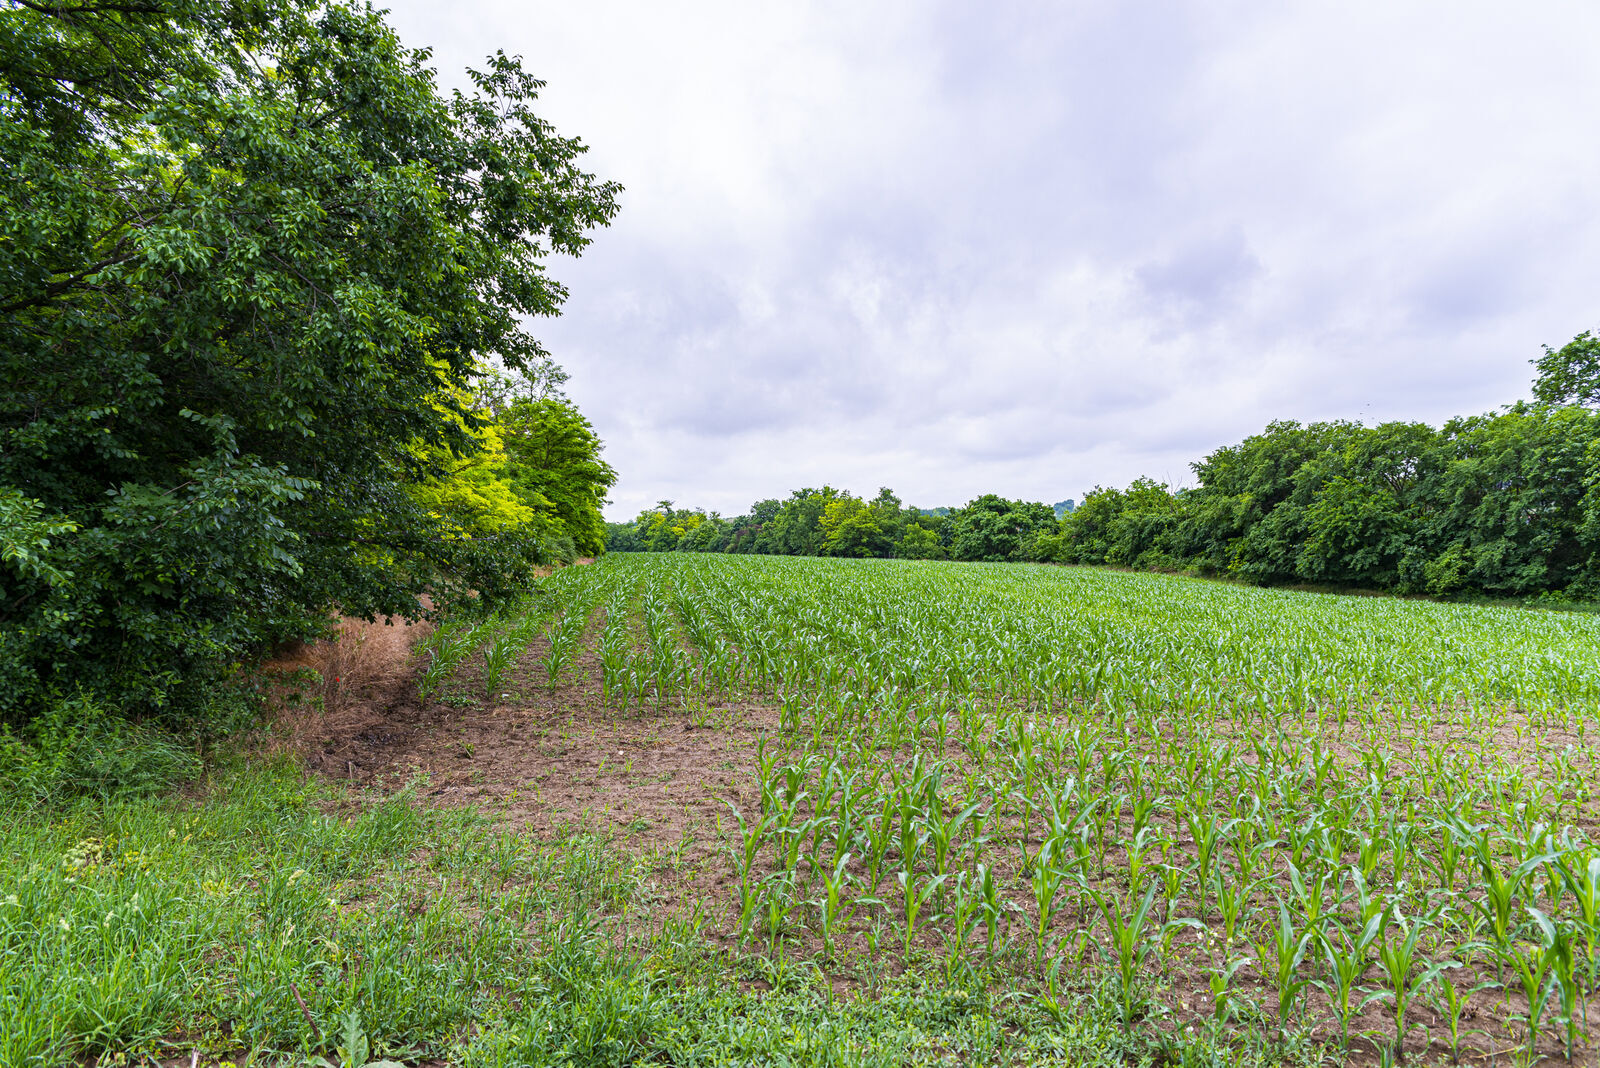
top-left (0, 693), bottom-right (200, 804)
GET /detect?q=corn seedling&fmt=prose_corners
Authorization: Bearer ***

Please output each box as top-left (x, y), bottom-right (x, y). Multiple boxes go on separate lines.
top-left (1313, 910), bottom-right (1386, 1054)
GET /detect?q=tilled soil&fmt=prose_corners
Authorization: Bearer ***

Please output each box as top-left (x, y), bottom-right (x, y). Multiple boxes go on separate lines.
top-left (384, 654), bottom-right (773, 852)
top-left (276, 624), bottom-right (777, 940)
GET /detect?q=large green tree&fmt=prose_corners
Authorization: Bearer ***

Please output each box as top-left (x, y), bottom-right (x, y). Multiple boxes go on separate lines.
top-left (0, 0), bottom-right (619, 719)
top-left (491, 373), bottom-right (618, 559)
top-left (947, 495), bottom-right (1056, 562)
top-left (1532, 331), bottom-right (1600, 408)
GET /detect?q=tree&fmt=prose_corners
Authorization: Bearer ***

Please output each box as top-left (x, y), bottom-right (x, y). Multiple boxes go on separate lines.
top-left (895, 523), bottom-right (946, 560)
top-left (1043, 479), bottom-right (1180, 566)
top-left (825, 506), bottom-right (892, 557)
top-left (1297, 477), bottom-right (1412, 586)
top-left (759, 487), bottom-right (846, 556)
top-left (498, 394), bottom-right (618, 557)
top-left (1532, 331), bottom-right (1600, 408)
top-left (1185, 421), bottom-right (1365, 581)
top-left (407, 403), bottom-right (540, 541)
top-left (948, 495), bottom-right (1056, 562)
top-left (0, 0), bottom-right (620, 719)
top-left (1421, 404), bottom-right (1599, 595)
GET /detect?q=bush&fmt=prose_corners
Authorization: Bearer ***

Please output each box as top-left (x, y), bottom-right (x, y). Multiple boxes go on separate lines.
top-left (0, 693), bottom-right (200, 805)
top-left (543, 535), bottom-right (580, 566)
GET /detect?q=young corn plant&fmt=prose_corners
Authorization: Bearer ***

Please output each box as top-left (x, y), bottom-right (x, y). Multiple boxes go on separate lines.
top-left (1541, 915), bottom-right (1584, 1063)
top-left (1287, 861), bottom-right (1334, 930)
top-left (1184, 811), bottom-right (1237, 919)
top-left (481, 632), bottom-right (522, 700)
top-left (941, 869), bottom-right (983, 982)
top-left (1551, 845), bottom-right (1600, 990)
top-left (544, 607), bottom-right (587, 689)
top-left (417, 625), bottom-right (475, 700)
top-left (1372, 906), bottom-right (1450, 1063)
top-left (1313, 910), bottom-right (1386, 1055)
top-left (760, 870), bottom-right (800, 948)
top-left (1207, 955), bottom-right (1253, 1024)
top-left (724, 801), bottom-right (774, 940)
top-left (1091, 884), bottom-right (1200, 1033)
top-left (1515, 907), bottom-right (1585, 1061)
top-left (1211, 871), bottom-right (1260, 950)
top-left (977, 862), bottom-right (1005, 960)
top-left (1445, 816), bottom-right (1529, 981)
top-left (1254, 899), bottom-right (1315, 1034)
top-left (1030, 839), bottom-right (1075, 962)
top-left (810, 852), bottom-right (858, 960)
top-left (862, 794), bottom-right (896, 894)
top-left (598, 602), bottom-right (631, 703)
top-left (896, 869), bottom-right (946, 961)
top-left (1426, 970), bottom-right (1482, 1066)
top-left (926, 800), bottom-right (981, 878)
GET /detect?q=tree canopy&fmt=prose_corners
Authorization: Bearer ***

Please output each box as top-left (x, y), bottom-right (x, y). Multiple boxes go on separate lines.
top-left (1040, 397), bottom-right (1600, 598)
top-left (0, 0), bottom-right (619, 720)
top-left (1532, 331), bottom-right (1600, 409)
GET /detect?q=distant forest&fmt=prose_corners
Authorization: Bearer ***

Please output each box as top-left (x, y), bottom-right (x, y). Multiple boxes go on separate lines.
top-left (608, 336), bottom-right (1600, 600)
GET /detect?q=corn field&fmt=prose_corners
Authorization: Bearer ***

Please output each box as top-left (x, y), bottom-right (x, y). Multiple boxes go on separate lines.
top-left (430, 553), bottom-right (1600, 1062)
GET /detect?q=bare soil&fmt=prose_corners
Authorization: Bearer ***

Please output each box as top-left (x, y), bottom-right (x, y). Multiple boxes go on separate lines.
top-left (264, 615), bottom-right (776, 946)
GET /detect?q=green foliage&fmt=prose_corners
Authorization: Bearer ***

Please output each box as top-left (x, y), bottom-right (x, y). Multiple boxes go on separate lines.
top-left (1039, 403), bottom-right (1600, 598)
top-left (895, 522), bottom-right (947, 560)
top-left (496, 390), bottom-right (617, 557)
top-left (0, 754), bottom-right (1306, 1067)
top-left (526, 552), bottom-right (1600, 1061)
top-left (615, 368), bottom-right (1600, 598)
top-left (763, 486), bottom-right (851, 556)
top-left (0, 692), bottom-right (199, 804)
top-left (1297, 476), bottom-right (1411, 586)
top-left (0, 489), bottom-right (77, 585)
top-left (0, 0), bottom-right (618, 720)
top-left (405, 403), bottom-right (540, 540)
top-left (946, 495), bottom-right (1057, 563)
top-left (821, 487), bottom-right (901, 557)
top-left (613, 486), bottom-right (1064, 564)
top-left (1037, 478), bottom-right (1180, 568)
top-left (1533, 329), bottom-right (1600, 408)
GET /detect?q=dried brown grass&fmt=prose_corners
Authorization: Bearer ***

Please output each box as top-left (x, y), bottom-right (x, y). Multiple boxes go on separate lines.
top-left (259, 614), bottom-right (432, 752)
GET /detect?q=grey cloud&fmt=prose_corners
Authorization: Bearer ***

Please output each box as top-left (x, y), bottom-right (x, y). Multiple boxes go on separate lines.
top-left (381, 0), bottom-right (1600, 519)
top-left (1136, 228), bottom-right (1263, 320)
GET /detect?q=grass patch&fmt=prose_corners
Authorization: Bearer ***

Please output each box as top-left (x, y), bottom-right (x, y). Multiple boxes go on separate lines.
top-left (1, 753), bottom-right (1318, 1066)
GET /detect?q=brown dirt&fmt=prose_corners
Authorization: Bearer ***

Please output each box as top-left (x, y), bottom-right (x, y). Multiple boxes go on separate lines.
top-left (381, 646), bottom-right (774, 856)
top-left (258, 612), bottom-right (435, 778)
top-left (266, 615), bottom-right (773, 904)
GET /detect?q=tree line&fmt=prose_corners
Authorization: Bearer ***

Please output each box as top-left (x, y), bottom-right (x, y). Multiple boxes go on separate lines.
top-left (0, 0), bottom-right (617, 730)
top-left (612, 341), bottom-right (1600, 600)
top-left (607, 489), bottom-right (1059, 563)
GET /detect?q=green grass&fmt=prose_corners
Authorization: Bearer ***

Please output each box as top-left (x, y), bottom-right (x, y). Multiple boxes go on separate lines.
top-left (1, 754), bottom-right (1306, 1067)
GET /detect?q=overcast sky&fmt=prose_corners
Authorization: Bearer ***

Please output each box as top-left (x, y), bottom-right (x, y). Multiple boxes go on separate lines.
top-left (382, 1), bottom-right (1600, 519)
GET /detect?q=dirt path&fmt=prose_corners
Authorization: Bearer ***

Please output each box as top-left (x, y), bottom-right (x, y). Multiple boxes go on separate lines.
top-left (270, 620), bottom-right (776, 924)
top-left (372, 645), bottom-right (776, 850)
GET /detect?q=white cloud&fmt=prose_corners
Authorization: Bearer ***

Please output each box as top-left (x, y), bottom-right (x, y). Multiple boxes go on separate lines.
top-left (380, 0), bottom-right (1600, 517)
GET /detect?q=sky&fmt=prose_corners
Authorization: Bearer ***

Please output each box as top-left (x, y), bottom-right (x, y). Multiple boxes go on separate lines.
top-left (380, 1), bottom-right (1600, 520)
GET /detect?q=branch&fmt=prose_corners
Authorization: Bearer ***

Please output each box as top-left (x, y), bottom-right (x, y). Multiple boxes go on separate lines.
top-left (0, 251), bottom-right (143, 314)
